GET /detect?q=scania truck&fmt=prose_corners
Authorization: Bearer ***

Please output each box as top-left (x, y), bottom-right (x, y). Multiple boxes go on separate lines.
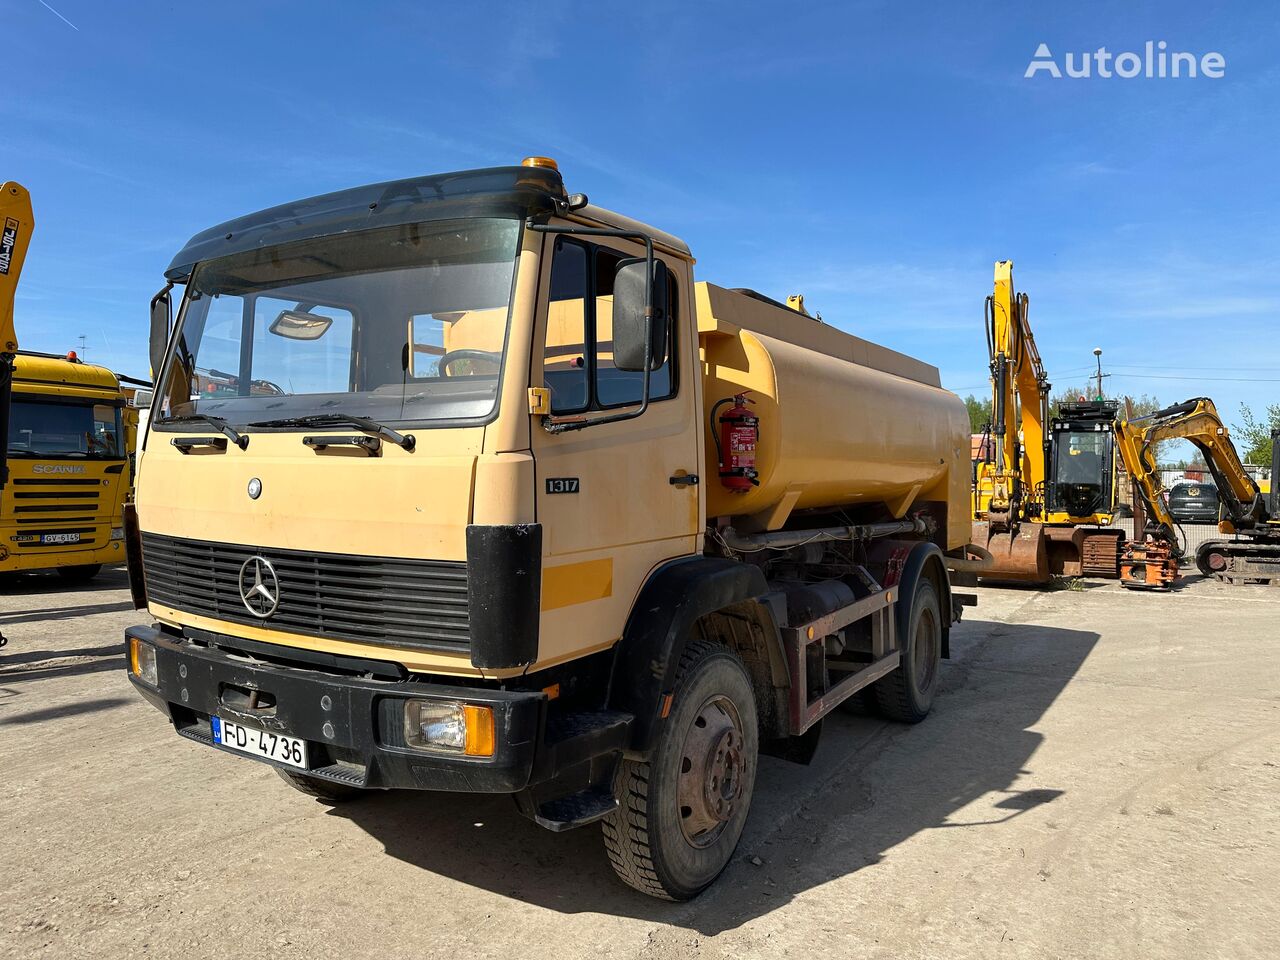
top-left (125, 159), bottom-right (976, 900)
top-left (1, 351), bottom-right (132, 580)
top-left (0, 181), bottom-right (130, 584)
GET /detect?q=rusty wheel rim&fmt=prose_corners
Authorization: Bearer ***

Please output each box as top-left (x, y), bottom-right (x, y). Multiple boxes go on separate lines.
top-left (913, 604), bottom-right (939, 693)
top-left (676, 695), bottom-right (746, 848)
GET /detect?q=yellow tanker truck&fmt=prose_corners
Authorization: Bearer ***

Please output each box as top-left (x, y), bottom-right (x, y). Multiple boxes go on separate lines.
top-left (124, 159), bottom-right (975, 900)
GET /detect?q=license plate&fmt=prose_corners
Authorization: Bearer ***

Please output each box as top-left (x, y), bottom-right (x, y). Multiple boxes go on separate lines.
top-left (211, 716), bottom-right (308, 769)
top-left (40, 532), bottom-right (81, 545)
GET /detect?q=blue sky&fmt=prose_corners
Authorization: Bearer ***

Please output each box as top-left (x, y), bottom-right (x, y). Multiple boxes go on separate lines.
top-left (5, 0), bottom-right (1279, 448)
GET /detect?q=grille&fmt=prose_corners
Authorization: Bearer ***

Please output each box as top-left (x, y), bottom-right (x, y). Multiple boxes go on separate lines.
top-left (141, 534), bottom-right (470, 653)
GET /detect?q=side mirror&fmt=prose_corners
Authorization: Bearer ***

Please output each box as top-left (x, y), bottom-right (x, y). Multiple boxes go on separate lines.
top-left (149, 285), bottom-right (172, 377)
top-left (612, 258), bottom-right (668, 373)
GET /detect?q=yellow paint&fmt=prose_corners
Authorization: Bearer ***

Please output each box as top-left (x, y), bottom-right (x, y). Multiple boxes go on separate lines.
top-left (542, 557), bottom-right (614, 611)
top-left (698, 283), bottom-right (969, 550)
top-left (985, 261), bottom-right (1050, 518)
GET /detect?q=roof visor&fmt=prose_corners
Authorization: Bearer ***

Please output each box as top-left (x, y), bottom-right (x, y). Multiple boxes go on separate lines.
top-left (165, 165), bottom-right (566, 281)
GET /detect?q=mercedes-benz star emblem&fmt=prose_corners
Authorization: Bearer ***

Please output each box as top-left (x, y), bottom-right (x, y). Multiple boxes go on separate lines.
top-left (238, 556), bottom-right (280, 618)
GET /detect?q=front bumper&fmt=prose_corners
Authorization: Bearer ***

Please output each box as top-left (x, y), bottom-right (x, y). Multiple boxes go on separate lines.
top-left (124, 624), bottom-right (544, 792)
top-left (2, 538), bottom-right (125, 572)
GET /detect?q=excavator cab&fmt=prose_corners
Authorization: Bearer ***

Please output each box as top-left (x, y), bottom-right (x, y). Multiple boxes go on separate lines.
top-left (1047, 401), bottom-right (1119, 523)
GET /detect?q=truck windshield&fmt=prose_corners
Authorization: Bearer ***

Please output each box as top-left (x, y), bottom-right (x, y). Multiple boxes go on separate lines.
top-left (155, 218), bottom-right (521, 428)
top-left (8, 399), bottom-right (124, 459)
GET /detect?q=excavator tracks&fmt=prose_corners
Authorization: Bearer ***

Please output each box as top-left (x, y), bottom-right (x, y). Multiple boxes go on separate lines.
top-left (1080, 530), bottom-right (1124, 578)
top-left (1195, 539), bottom-right (1280, 585)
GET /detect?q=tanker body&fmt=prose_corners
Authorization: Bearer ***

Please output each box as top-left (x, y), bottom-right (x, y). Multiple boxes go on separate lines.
top-left (125, 158), bottom-right (977, 902)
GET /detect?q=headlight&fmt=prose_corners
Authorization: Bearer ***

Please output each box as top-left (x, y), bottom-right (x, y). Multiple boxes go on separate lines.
top-left (403, 700), bottom-right (494, 757)
top-left (129, 637), bottom-right (158, 686)
top-left (110, 527), bottom-right (125, 541)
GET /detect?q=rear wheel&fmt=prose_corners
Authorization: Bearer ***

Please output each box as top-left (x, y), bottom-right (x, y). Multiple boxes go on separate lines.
top-left (602, 640), bottom-right (758, 900)
top-left (56, 564), bottom-right (102, 585)
top-left (274, 768), bottom-right (363, 804)
top-left (874, 577), bottom-right (942, 723)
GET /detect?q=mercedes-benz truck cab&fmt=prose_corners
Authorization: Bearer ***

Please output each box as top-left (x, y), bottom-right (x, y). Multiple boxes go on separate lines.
top-left (126, 160), bottom-right (973, 900)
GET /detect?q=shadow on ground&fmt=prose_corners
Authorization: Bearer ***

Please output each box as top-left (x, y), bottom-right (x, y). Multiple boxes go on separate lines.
top-left (333, 617), bottom-right (1100, 934)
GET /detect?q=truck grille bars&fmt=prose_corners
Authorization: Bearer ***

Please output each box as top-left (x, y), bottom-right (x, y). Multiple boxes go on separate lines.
top-left (140, 534), bottom-right (471, 653)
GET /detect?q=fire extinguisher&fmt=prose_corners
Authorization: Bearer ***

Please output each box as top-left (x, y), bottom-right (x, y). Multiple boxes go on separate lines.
top-left (712, 393), bottom-right (760, 492)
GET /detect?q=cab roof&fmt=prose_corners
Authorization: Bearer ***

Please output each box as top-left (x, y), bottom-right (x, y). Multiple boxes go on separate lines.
top-left (14, 351), bottom-right (122, 396)
top-left (166, 165), bottom-right (568, 281)
top-left (164, 165), bottom-right (694, 280)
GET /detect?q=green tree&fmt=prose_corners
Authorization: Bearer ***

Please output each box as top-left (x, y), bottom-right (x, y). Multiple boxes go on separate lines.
top-left (1122, 393), bottom-right (1162, 419)
top-left (1236, 402), bottom-right (1280, 466)
top-left (963, 394), bottom-right (992, 433)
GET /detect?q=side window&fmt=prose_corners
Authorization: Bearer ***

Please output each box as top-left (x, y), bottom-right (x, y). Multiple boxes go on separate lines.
top-left (543, 239), bottom-right (677, 413)
top-left (544, 240), bottom-right (589, 413)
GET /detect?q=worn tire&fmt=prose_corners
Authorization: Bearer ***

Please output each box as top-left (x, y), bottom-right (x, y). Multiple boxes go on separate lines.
top-left (56, 564), bottom-right (102, 585)
top-left (602, 639), bottom-right (759, 900)
top-left (274, 768), bottom-right (363, 804)
top-left (873, 577), bottom-right (942, 723)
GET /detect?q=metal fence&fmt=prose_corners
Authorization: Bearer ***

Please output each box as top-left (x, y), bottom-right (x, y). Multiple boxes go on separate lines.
top-left (1107, 519), bottom-right (1225, 563)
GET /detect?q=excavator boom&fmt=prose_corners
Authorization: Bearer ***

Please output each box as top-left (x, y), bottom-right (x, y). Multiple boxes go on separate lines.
top-left (0, 181), bottom-right (34, 491)
top-left (973, 261), bottom-right (1123, 582)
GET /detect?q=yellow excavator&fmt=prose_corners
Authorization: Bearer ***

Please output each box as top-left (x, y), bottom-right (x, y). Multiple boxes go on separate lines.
top-left (1115, 397), bottom-right (1279, 588)
top-left (971, 261), bottom-right (1124, 582)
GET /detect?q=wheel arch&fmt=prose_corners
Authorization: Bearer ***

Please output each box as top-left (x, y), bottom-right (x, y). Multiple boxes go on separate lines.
top-left (870, 539), bottom-right (953, 659)
top-left (609, 556), bottom-right (786, 753)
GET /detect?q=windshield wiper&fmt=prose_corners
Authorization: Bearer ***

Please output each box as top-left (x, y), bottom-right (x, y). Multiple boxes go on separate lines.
top-left (155, 413), bottom-right (249, 450)
top-left (248, 414), bottom-right (416, 451)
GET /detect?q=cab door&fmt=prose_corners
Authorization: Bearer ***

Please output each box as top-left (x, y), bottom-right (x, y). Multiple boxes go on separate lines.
top-left (530, 232), bottom-right (701, 665)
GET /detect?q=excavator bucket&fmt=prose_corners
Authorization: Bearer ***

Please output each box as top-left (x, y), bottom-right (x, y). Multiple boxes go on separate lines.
top-left (973, 521), bottom-right (1124, 583)
top-left (972, 520), bottom-right (1049, 583)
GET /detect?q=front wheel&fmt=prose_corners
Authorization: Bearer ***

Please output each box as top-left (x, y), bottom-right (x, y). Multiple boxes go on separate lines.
top-left (56, 564), bottom-right (102, 585)
top-left (873, 577), bottom-right (942, 723)
top-left (602, 640), bottom-right (759, 900)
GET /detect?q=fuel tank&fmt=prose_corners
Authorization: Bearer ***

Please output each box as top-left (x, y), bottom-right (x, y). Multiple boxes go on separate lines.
top-left (697, 283), bottom-right (970, 551)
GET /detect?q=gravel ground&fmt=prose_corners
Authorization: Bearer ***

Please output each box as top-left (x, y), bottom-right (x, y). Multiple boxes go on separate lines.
top-left (1, 567), bottom-right (1277, 959)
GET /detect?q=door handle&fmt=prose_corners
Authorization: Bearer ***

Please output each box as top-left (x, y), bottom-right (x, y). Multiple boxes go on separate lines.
top-left (669, 473), bottom-right (699, 486)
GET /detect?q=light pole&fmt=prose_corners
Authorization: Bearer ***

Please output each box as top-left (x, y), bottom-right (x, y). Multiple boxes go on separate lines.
top-left (1092, 347), bottom-right (1109, 400)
